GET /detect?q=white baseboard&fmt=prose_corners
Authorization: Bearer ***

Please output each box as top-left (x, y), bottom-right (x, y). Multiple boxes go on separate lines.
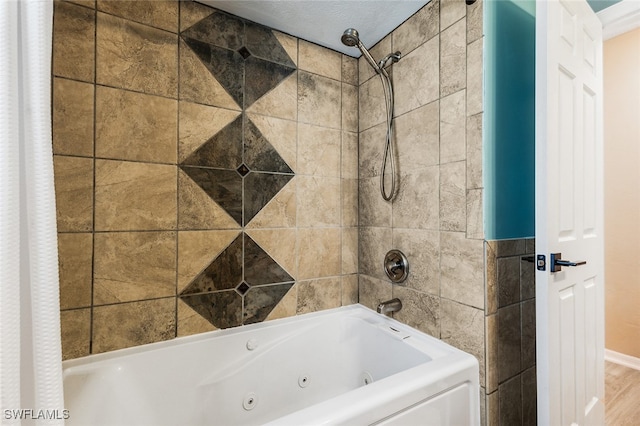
top-left (605, 349), bottom-right (640, 371)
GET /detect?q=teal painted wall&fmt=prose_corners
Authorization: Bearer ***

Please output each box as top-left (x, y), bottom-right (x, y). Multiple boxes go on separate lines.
top-left (483, 0), bottom-right (613, 240)
top-left (484, 0), bottom-right (535, 240)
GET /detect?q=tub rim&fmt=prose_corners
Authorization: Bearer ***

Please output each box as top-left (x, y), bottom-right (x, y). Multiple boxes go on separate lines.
top-left (62, 304), bottom-right (459, 371)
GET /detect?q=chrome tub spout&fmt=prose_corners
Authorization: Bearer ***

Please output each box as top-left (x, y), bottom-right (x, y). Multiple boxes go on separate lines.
top-left (377, 298), bottom-right (402, 315)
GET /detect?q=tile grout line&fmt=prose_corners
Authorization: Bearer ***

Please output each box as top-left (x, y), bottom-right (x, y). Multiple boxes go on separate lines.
top-left (174, 1), bottom-right (182, 339)
top-left (89, 0), bottom-right (97, 356)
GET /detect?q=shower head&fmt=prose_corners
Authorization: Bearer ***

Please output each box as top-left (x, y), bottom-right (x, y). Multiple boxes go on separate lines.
top-left (341, 28), bottom-right (360, 47)
top-left (340, 28), bottom-right (382, 75)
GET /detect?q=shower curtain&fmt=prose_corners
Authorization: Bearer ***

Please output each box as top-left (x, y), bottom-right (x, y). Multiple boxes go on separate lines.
top-left (1, 1), bottom-right (65, 425)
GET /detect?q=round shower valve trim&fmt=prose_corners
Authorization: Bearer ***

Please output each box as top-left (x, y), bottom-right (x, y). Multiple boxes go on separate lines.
top-left (384, 250), bottom-right (409, 283)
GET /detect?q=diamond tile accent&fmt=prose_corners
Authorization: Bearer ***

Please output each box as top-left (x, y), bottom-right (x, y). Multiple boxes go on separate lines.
top-left (178, 231), bottom-right (295, 328)
top-left (238, 46), bottom-right (251, 59)
top-left (181, 14), bottom-right (294, 109)
top-left (180, 234), bottom-right (242, 295)
top-left (179, 166), bottom-right (243, 225)
top-left (244, 283), bottom-right (294, 325)
top-left (177, 170), bottom-right (240, 230)
top-left (244, 21), bottom-right (295, 68)
top-left (236, 164), bottom-right (250, 177)
top-left (181, 114), bottom-right (243, 169)
top-left (183, 37), bottom-right (245, 106)
top-left (245, 117), bottom-right (293, 173)
top-left (244, 234), bottom-right (293, 285)
top-left (180, 114), bottom-right (293, 227)
top-left (180, 291), bottom-right (243, 329)
top-left (244, 57), bottom-right (295, 107)
top-left (179, 38), bottom-right (240, 110)
top-left (244, 173), bottom-right (293, 225)
top-left (236, 281), bottom-right (250, 295)
top-left (178, 9), bottom-right (298, 328)
top-left (181, 10), bottom-right (245, 51)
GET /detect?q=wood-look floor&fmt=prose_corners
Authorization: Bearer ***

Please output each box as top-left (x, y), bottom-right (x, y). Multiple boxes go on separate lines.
top-left (606, 361), bottom-right (640, 425)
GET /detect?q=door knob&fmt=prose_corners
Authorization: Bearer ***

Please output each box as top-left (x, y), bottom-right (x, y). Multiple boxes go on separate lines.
top-left (550, 252), bottom-right (587, 273)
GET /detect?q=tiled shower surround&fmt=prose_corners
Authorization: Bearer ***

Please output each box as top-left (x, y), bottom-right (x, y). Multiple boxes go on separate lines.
top-left (356, 1), bottom-right (535, 425)
top-left (53, 0), bottom-right (358, 355)
top-left (53, 1), bottom-right (535, 425)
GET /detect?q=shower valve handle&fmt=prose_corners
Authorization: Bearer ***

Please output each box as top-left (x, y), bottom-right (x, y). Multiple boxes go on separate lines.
top-left (384, 250), bottom-right (409, 283)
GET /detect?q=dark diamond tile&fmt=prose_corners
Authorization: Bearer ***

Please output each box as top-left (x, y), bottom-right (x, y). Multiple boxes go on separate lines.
top-left (238, 46), bottom-right (251, 59)
top-left (244, 172), bottom-right (294, 225)
top-left (245, 22), bottom-right (295, 68)
top-left (244, 234), bottom-right (294, 286)
top-left (183, 37), bottom-right (244, 107)
top-left (244, 118), bottom-right (293, 174)
top-left (180, 11), bottom-right (244, 51)
top-left (180, 166), bottom-right (243, 225)
top-left (182, 115), bottom-right (243, 169)
top-left (180, 234), bottom-right (243, 295)
top-left (244, 56), bottom-right (295, 108)
top-left (236, 281), bottom-right (250, 295)
top-left (180, 291), bottom-right (242, 329)
top-left (243, 283), bottom-right (294, 325)
top-left (236, 163), bottom-right (250, 177)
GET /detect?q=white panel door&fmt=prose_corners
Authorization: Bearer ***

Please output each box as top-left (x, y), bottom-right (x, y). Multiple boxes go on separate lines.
top-left (536, 0), bottom-right (605, 425)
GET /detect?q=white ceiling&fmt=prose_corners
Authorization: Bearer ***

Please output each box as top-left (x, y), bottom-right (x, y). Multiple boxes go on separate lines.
top-left (197, 0), bottom-right (431, 57)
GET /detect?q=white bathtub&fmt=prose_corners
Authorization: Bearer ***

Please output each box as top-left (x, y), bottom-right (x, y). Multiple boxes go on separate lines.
top-left (63, 304), bottom-right (480, 425)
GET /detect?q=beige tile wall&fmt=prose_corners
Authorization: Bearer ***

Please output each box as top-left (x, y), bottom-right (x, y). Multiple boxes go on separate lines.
top-left (357, 0), bottom-right (490, 421)
top-left (358, 0), bottom-right (484, 350)
top-left (53, 0), bottom-right (358, 359)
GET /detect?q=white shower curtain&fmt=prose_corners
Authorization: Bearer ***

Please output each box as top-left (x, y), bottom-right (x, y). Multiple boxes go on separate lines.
top-left (1, 1), bottom-right (65, 425)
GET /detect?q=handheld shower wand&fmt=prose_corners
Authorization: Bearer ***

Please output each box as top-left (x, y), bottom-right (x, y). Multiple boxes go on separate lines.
top-left (341, 28), bottom-right (401, 201)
